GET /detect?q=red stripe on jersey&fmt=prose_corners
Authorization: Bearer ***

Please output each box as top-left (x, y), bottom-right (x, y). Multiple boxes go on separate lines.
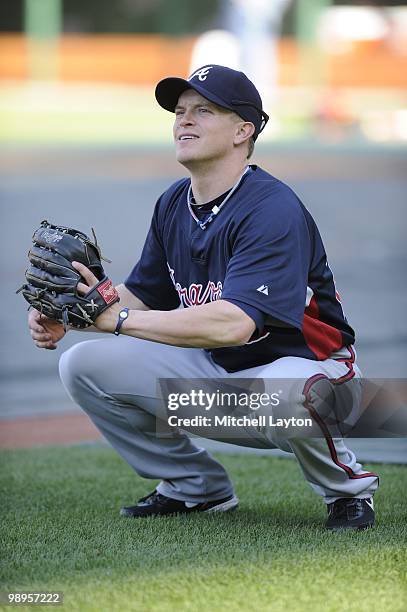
top-left (302, 296), bottom-right (343, 360)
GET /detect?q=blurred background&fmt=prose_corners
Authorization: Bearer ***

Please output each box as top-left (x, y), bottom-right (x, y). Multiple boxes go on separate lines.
top-left (1, 0), bottom-right (406, 144)
top-left (0, 1), bottom-right (406, 458)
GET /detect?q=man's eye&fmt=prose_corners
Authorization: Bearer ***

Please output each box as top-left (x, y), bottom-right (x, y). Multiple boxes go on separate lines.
top-left (199, 108), bottom-right (210, 113)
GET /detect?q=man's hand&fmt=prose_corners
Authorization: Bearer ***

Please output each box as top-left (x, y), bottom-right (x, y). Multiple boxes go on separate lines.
top-left (72, 261), bottom-right (121, 332)
top-left (29, 309), bottom-right (66, 350)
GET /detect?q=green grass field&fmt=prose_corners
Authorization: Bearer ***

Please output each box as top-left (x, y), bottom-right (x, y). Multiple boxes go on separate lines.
top-left (1, 447), bottom-right (406, 612)
top-left (1, 82), bottom-right (405, 147)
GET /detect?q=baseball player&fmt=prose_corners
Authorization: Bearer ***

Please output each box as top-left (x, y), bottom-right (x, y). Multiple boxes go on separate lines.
top-left (28, 65), bottom-right (378, 530)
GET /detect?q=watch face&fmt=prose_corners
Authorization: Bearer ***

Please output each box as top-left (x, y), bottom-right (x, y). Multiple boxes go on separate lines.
top-left (120, 311), bottom-right (128, 319)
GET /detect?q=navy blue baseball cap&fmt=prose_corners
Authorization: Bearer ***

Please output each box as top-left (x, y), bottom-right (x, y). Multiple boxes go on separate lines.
top-left (155, 64), bottom-right (269, 141)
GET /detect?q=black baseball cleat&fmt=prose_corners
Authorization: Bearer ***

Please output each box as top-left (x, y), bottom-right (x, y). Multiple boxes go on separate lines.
top-left (325, 497), bottom-right (375, 531)
top-left (120, 490), bottom-right (239, 518)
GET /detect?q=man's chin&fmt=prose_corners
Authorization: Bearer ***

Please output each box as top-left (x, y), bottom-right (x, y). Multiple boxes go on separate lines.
top-left (175, 152), bottom-right (199, 167)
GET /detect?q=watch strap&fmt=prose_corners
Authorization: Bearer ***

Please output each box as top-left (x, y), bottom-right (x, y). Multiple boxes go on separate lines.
top-left (114, 307), bottom-right (129, 336)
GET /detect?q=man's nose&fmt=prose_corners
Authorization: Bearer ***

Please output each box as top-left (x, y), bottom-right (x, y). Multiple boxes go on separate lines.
top-left (179, 110), bottom-right (195, 125)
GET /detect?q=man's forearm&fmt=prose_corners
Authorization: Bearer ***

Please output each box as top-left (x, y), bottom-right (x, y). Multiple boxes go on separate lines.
top-left (97, 299), bottom-right (255, 348)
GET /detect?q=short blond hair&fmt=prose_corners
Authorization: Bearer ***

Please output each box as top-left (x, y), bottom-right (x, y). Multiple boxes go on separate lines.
top-left (247, 137), bottom-right (255, 159)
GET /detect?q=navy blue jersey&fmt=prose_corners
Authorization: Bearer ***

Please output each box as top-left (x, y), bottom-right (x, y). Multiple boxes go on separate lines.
top-left (125, 165), bottom-right (355, 372)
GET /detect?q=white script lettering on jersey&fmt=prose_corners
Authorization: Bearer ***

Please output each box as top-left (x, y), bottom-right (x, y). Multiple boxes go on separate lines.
top-left (189, 66), bottom-right (213, 82)
top-left (168, 264), bottom-right (222, 307)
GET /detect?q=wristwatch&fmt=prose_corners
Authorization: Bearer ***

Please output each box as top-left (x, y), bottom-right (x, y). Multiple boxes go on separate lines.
top-left (114, 307), bottom-right (129, 336)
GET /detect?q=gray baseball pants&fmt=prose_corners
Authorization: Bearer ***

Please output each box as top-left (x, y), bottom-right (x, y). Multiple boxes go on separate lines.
top-left (59, 336), bottom-right (378, 504)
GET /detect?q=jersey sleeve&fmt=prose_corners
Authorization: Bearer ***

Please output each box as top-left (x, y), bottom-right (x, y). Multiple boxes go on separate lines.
top-left (224, 298), bottom-right (266, 333)
top-left (221, 187), bottom-right (310, 330)
top-left (124, 199), bottom-right (180, 311)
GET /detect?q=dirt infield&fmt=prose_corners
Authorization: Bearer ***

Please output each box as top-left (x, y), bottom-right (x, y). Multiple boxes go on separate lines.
top-left (0, 412), bottom-right (101, 449)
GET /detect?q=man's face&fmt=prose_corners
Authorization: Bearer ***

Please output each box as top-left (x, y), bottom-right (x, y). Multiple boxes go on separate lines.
top-left (173, 89), bottom-right (243, 166)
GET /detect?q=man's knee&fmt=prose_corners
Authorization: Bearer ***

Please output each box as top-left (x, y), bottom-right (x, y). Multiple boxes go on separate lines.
top-left (59, 340), bottom-right (100, 398)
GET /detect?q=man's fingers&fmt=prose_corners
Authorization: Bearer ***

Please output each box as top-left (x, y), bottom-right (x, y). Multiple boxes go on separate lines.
top-left (32, 333), bottom-right (56, 348)
top-left (30, 325), bottom-right (58, 348)
top-left (72, 261), bottom-right (98, 296)
top-left (35, 341), bottom-right (57, 350)
top-left (77, 281), bottom-right (90, 296)
top-left (72, 261), bottom-right (98, 286)
top-left (29, 308), bottom-right (59, 349)
top-left (31, 330), bottom-right (51, 341)
top-left (30, 323), bottom-right (46, 334)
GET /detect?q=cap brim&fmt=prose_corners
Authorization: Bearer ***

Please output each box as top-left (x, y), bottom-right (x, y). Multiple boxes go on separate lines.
top-left (155, 77), bottom-right (234, 114)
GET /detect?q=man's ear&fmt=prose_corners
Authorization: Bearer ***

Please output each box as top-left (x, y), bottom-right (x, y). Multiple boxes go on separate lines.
top-left (234, 122), bottom-right (255, 146)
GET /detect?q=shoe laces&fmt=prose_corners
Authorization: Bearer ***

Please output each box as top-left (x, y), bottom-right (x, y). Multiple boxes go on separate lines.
top-left (138, 490), bottom-right (167, 506)
top-left (329, 498), bottom-right (364, 520)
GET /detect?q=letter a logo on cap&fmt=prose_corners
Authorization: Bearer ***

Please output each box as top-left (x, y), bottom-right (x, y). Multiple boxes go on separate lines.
top-left (189, 66), bottom-right (213, 82)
